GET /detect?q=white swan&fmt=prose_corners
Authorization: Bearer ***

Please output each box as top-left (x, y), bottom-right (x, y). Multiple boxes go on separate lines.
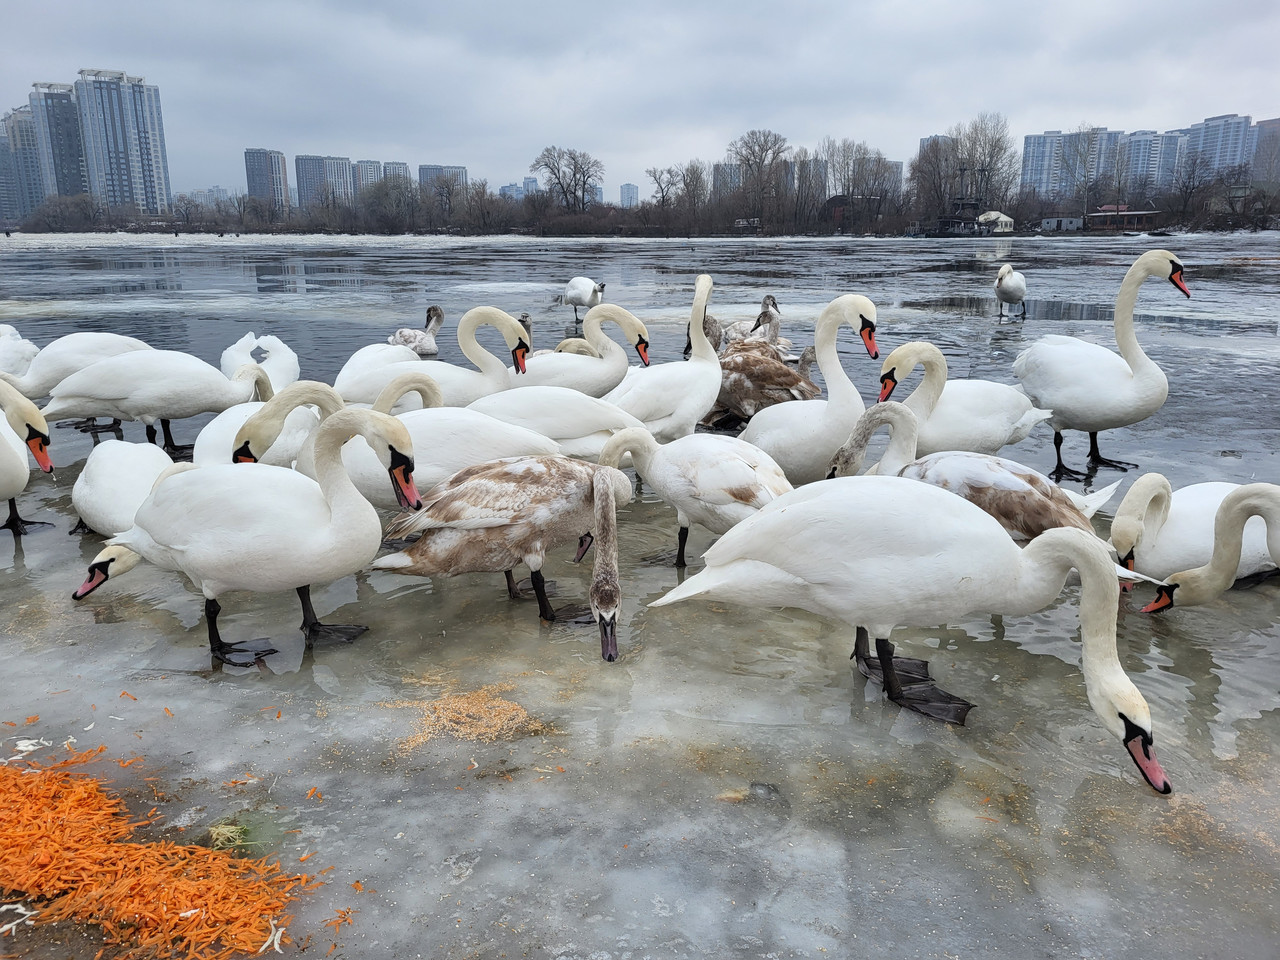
top-left (598, 426), bottom-right (792, 566)
top-left (374, 456), bottom-right (634, 658)
top-left (467, 385), bottom-right (645, 461)
top-left (736, 294), bottom-right (880, 486)
top-left (73, 408), bottom-right (424, 665)
top-left (828, 402), bottom-right (1119, 541)
top-left (219, 332), bottom-right (301, 393)
top-left (192, 395), bottom-right (319, 468)
top-left (995, 263), bottom-right (1027, 317)
top-left (0, 325), bottom-right (39, 377)
top-left (236, 376), bottom-right (559, 509)
top-left (650, 475), bottom-right (1172, 794)
top-left (1142, 483), bottom-right (1280, 611)
top-left (0, 380), bottom-right (55, 535)
top-left (879, 340), bottom-right (1051, 456)
top-left (41, 352), bottom-right (272, 453)
top-left (509, 304), bottom-right (650, 397)
top-left (1013, 249), bottom-right (1190, 478)
top-left (334, 306), bottom-right (531, 408)
top-left (1112, 473), bottom-right (1276, 584)
top-left (0, 331), bottom-right (152, 400)
top-left (71, 439), bottom-right (176, 536)
top-left (335, 342), bottom-right (420, 390)
top-left (388, 304), bottom-right (446, 356)
top-left (603, 275), bottom-right (722, 442)
top-left (563, 276), bottom-right (605, 324)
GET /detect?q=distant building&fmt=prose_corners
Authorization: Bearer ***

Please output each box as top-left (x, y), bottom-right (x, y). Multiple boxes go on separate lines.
top-left (295, 154), bottom-right (353, 208)
top-left (591, 185), bottom-right (603, 206)
top-left (352, 159), bottom-right (382, 193)
top-left (74, 69), bottom-right (172, 214)
top-left (1182, 114), bottom-right (1256, 172)
top-left (620, 182), bottom-right (638, 208)
top-left (499, 183), bottom-right (523, 201)
top-left (29, 83), bottom-right (86, 199)
top-left (419, 164), bottom-right (467, 192)
top-left (712, 161), bottom-right (742, 199)
top-left (1119, 131), bottom-right (1184, 193)
top-left (523, 176), bottom-right (539, 195)
top-left (0, 107), bottom-right (45, 219)
top-left (244, 147), bottom-right (290, 215)
top-left (1020, 127), bottom-right (1123, 199)
top-left (383, 161), bottom-right (410, 180)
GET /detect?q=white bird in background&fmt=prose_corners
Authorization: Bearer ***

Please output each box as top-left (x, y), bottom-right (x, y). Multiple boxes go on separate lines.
top-left (0, 325), bottom-right (39, 378)
top-left (0, 379), bottom-right (55, 535)
top-left (388, 304), bottom-right (446, 356)
top-left (563, 277), bottom-right (605, 326)
top-left (650, 475), bottom-right (1173, 794)
top-left (1013, 249), bottom-right (1190, 480)
top-left (71, 439), bottom-right (176, 537)
top-left (219, 332), bottom-right (301, 394)
top-left (994, 263), bottom-right (1027, 317)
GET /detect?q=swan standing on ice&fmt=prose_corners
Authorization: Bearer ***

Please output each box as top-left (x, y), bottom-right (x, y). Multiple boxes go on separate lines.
top-left (388, 304), bottom-right (446, 356)
top-left (651, 476), bottom-right (1172, 794)
top-left (563, 277), bottom-right (605, 327)
top-left (1013, 249), bottom-right (1190, 479)
top-left (995, 263), bottom-right (1027, 317)
top-left (0, 380), bottom-right (55, 535)
top-left (73, 408), bottom-right (424, 666)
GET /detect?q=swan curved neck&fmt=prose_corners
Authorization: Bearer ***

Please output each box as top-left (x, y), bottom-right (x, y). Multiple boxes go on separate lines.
top-left (230, 363), bottom-right (274, 401)
top-left (894, 344), bottom-right (945, 417)
top-left (1112, 258), bottom-right (1160, 372)
top-left (687, 277), bottom-right (718, 363)
top-left (831, 403), bottom-right (917, 477)
top-left (1178, 484), bottom-right (1280, 600)
top-left (813, 304), bottom-right (862, 418)
top-left (597, 426), bottom-right (657, 474)
top-left (372, 373), bottom-right (443, 414)
top-left (457, 308), bottom-right (515, 377)
top-left (581, 307), bottom-right (630, 361)
top-left (309, 408), bottom-right (379, 516)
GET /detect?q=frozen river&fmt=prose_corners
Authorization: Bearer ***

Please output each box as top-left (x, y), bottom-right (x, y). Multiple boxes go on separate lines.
top-left (1, 231), bottom-right (1279, 958)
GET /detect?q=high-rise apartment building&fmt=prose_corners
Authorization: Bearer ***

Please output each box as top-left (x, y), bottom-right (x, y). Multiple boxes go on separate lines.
top-left (352, 160), bottom-right (382, 192)
top-left (295, 155), bottom-right (353, 208)
top-left (383, 161), bottom-right (410, 180)
top-left (1119, 131), bottom-right (1184, 192)
top-left (1182, 114), bottom-right (1255, 172)
top-left (1021, 128), bottom-right (1123, 199)
top-left (620, 183), bottom-right (638, 208)
top-left (74, 69), bottom-right (171, 214)
top-left (29, 83), bottom-right (86, 199)
top-left (523, 176), bottom-right (539, 195)
top-left (418, 164), bottom-right (467, 192)
top-left (712, 161), bottom-right (742, 199)
top-left (244, 148), bottom-right (290, 215)
top-left (0, 107), bottom-right (45, 219)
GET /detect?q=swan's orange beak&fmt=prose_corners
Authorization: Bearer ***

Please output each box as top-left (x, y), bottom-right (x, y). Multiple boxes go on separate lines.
top-left (233, 440), bottom-right (259, 464)
top-left (1122, 714), bottom-right (1172, 794)
top-left (1140, 584), bottom-right (1177, 614)
top-left (860, 317), bottom-right (879, 360)
top-left (1119, 550), bottom-right (1135, 593)
top-left (1169, 265), bottom-right (1190, 298)
top-left (388, 449), bottom-right (423, 510)
top-left (512, 341), bottom-right (529, 374)
top-left (73, 560), bottom-right (111, 600)
top-left (25, 428), bottom-right (53, 474)
top-left (878, 370), bottom-right (898, 403)
top-left (635, 338), bottom-right (650, 366)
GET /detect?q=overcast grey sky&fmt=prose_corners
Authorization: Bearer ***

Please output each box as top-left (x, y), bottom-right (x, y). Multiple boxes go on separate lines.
top-left (3, 0), bottom-right (1277, 201)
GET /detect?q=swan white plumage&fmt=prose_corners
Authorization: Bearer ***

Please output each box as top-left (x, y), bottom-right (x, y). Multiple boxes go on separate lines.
top-left (736, 294), bottom-right (880, 486)
top-left (41, 352), bottom-right (272, 452)
top-left (1111, 473), bottom-right (1276, 584)
top-left (71, 439), bottom-right (175, 536)
top-left (0, 325), bottom-right (39, 377)
top-left (995, 263), bottom-right (1027, 317)
top-left (192, 395), bottom-right (319, 468)
top-left (219, 332), bottom-right (301, 393)
top-left (598, 426), bottom-right (792, 566)
top-left (1142, 483), bottom-right (1280, 611)
top-left (1013, 249), bottom-right (1190, 478)
top-left (563, 276), bottom-right (605, 324)
top-left (878, 340), bottom-right (1051, 457)
top-left (236, 376), bottom-right (559, 509)
top-left (650, 475), bottom-right (1172, 794)
top-left (374, 455), bottom-right (634, 659)
top-left (0, 331), bottom-right (152, 400)
top-left (828, 401), bottom-right (1119, 541)
top-left (603, 275), bottom-right (722, 442)
top-left (334, 306), bottom-right (531, 408)
top-left (509, 303), bottom-right (650, 397)
top-left (467, 385), bottom-right (645, 461)
top-left (73, 407), bottom-right (424, 664)
top-left (388, 304), bottom-right (446, 356)
top-left (0, 379), bottom-right (55, 535)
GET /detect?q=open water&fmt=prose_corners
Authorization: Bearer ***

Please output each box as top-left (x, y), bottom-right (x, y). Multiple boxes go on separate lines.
top-left (1, 231), bottom-right (1278, 959)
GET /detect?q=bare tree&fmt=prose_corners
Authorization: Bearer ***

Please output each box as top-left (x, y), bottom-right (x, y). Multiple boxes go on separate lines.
top-left (1167, 150), bottom-right (1214, 226)
top-left (647, 166), bottom-right (679, 211)
top-left (530, 146), bottom-right (604, 214)
top-left (728, 129), bottom-right (791, 228)
top-left (908, 135), bottom-right (957, 221)
top-left (676, 159), bottom-right (709, 233)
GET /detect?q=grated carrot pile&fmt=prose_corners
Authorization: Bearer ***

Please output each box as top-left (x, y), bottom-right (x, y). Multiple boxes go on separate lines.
top-left (0, 747), bottom-right (317, 959)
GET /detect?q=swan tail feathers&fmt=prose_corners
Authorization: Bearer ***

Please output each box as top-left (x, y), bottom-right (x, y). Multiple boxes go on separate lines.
top-left (371, 551), bottom-right (414, 571)
top-left (1072, 478), bottom-right (1123, 519)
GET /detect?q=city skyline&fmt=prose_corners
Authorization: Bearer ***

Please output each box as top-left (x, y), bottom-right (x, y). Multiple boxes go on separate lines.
top-left (1, 0), bottom-right (1277, 201)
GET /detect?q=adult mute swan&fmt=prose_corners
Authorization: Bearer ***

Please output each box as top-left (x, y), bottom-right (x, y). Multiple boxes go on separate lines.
top-left (510, 304), bottom-right (650, 397)
top-left (1110, 473), bottom-right (1275, 586)
top-left (0, 380), bottom-right (55, 535)
top-left (334, 306), bottom-right (531, 408)
top-left (563, 277), bottom-right (605, 326)
top-left (219, 332), bottom-right (301, 393)
top-left (374, 456), bottom-right (634, 659)
top-left (0, 325), bottom-right (39, 377)
top-left (878, 341), bottom-right (1051, 456)
top-left (41, 352), bottom-right (272, 454)
top-left (828, 402), bottom-right (1119, 541)
top-left (598, 426), bottom-right (792, 566)
top-left (73, 408), bottom-right (424, 665)
top-left (603, 275), bottom-right (721, 442)
top-left (736, 294), bottom-right (880, 486)
top-left (467, 385), bottom-right (645, 461)
top-left (651, 476), bottom-right (1172, 794)
top-left (0, 331), bottom-right (152, 400)
top-left (995, 263), bottom-right (1027, 317)
top-left (71, 439), bottom-right (175, 536)
top-left (235, 375), bottom-right (558, 508)
top-left (1013, 249), bottom-right (1190, 479)
top-left (1142, 483), bottom-right (1280, 612)
top-left (388, 304), bottom-right (446, 356)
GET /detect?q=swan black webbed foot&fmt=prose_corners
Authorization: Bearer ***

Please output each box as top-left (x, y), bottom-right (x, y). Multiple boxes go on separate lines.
top-left (1086, 432), bottom-right (1137, 472)
top-left (3, 499), bottom-right (51, 536)
top-left (296, 585), bottom-right (366, 648)
top-left (852, 627), bottom-right (931, 683)
top-left (872, 634), bottom-right (974, 725)
top-left (205, 598), bottom-right (277, 666)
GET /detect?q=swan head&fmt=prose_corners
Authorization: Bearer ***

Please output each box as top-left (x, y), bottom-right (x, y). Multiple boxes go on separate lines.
top-left (1142, 250), bottom-right (1190, 298)
top-left (1087, 673), bottom-right (1172, 794)
top-left (1141, 571), bottom-right (1218, 612)
top-left (425, 304), bottom-right (445, 333)
top-left (877, 340), bottom-right (940, 401)
top-left (590, 572), bottom-right (621, 662)
top-left (996, 263), bottom-right (1013, 285)
top-left (346, 410), bottom-right (424, 511)
top-left (2, 390), bottom-right (54, 474)
top-left (72, 544), bottom-right (141, 600)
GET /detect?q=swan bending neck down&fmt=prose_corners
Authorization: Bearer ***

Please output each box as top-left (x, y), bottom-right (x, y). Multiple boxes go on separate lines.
top-left (73, 408), bottom-right (424, 666)
top-left (1143, 482), bottom-right (1280, 611)
top-left (650, 476), bottom-right (1171, 793)
top-left (512, 303), bottom-right (650, 397)
top-left (0, 379), bottom-right (56, 534)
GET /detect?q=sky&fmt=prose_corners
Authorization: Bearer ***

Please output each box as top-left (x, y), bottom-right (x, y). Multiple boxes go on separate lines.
top-left (3, 0), bottom-right (1278, 201)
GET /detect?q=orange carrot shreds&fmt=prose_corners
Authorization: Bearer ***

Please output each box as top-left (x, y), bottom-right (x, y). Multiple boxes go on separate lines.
top-left (163, 707), bottom-right (174, 718)
top-left (115, 757), bottom-right (143, 768)
top-left (323, 907), bottom-right (357, 935)
top-left (1, 721), bottom-right (15, 727)
top-left (23, 715), bottom-right (38, 725)
top-left (350, 881), bottom-right (363, 893)
top-left (0, 758), bottom-right (315, 960)
top-left (306, 788), bottom-right (323, 802)
top-left (119, 691), bottom-right (137, 701)
top-left (298, 852), bottom-right (314, 862)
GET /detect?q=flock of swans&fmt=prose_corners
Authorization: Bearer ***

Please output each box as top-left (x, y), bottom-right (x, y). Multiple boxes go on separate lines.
top-left (2, 247), bottom-right (1276, 795)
